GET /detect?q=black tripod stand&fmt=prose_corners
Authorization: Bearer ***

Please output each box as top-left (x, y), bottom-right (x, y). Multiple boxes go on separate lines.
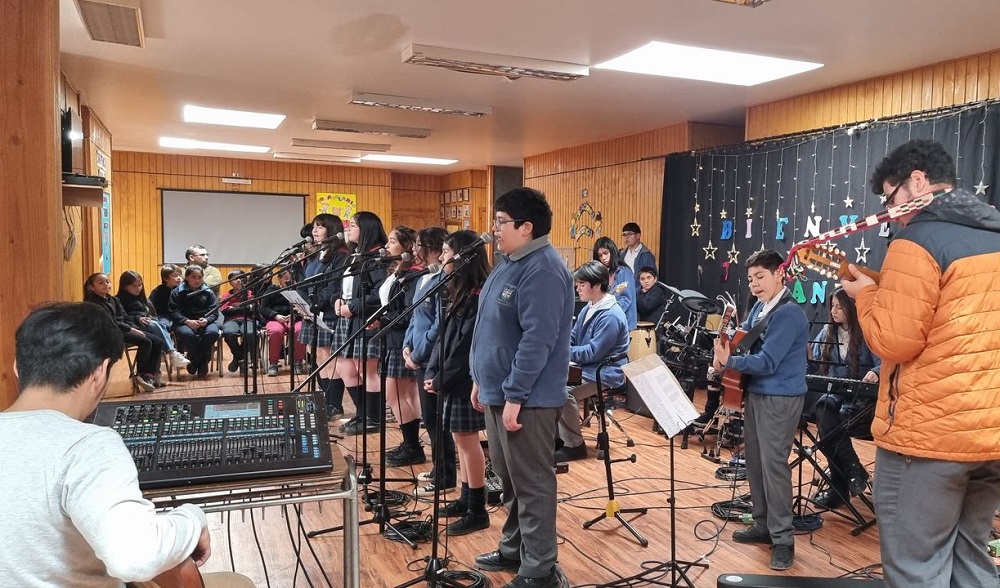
top-left (583, 354), bottom-right (649, 546)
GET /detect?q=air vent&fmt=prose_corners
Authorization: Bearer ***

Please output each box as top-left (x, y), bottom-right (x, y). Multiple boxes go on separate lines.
top-left (273, 152), bottom-right (362, 164)
top-left (402, 44), bottom-right (588, 82)
top-left (312, 120), bottom-right (431, 139)
top-left (73, 0), bottom-right (145, 48)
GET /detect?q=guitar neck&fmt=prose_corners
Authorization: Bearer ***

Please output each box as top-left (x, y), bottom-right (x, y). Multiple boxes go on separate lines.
top-left (852, 264), bottom-right (881, 284)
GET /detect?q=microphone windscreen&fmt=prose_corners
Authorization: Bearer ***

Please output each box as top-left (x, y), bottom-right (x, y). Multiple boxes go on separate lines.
top-left (305, 236), bottom-right (314, 244)
top-left (479, 232), bottom-right (494, 245)
top-left (426, 263), bottom-right (441, 273)
top-left (401, 252), bottom-right (413, 262)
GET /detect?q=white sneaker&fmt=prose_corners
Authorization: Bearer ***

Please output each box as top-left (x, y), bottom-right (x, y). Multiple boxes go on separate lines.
top-left (169, 350), bottom-right (191, 367)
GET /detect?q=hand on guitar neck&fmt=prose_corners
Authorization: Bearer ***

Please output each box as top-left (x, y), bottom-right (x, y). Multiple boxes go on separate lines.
top-left (840, 263), bottom-right (879, 299)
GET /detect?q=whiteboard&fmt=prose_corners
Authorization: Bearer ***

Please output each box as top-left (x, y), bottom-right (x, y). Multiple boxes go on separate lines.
top-left (161, 190), bottom-right (306, 265)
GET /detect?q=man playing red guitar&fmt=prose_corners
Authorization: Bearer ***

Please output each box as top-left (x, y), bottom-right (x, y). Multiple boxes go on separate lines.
top-left (713, 249), bottom-right (809, 571)
top-left (841, 139), bottom-right (1000, 588)
top-left (0, 303), bottom-right (252, 588)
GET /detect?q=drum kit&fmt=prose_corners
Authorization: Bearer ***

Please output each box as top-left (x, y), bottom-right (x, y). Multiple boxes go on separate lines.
top-left (654, 285), bottom-right (725, 376)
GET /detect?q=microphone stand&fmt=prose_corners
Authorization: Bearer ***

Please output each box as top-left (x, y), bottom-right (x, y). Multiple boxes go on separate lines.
top-left (393, 253), bottom-right (483, 588)
top-left (302, 261), bottom-right (417, 546)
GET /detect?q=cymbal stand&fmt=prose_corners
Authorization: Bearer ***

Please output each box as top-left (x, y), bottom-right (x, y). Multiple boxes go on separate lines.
top-left (583, 354), bottom-right (649, 546)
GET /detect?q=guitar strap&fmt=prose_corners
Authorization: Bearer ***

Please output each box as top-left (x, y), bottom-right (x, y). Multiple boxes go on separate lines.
top-left (733, 296), bottom-right (794, 356)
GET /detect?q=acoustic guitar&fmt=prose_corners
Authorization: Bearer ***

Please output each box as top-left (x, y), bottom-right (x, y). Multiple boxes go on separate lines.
top-left (715, 303), bottom-right (747, 410)
top-left (793, 244), bottom-right (881, 283)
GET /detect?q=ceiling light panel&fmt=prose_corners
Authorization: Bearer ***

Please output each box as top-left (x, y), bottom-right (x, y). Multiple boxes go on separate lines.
top-left (159, 137), bottom-right (270, 154)
top-left (349, 92), bottom-right (492, 117)
top-left (402, 44), bottom-right (589, 82)
top-left (312, 119), bottom-right (431, 139)
top-left (361, 154), bottom-right (457, 166)
top-left (183, 105), bottom-right (286, 129)
top-left (73, 0), bottom-right (145, 47)
top-left (595, 41), bottom-right (822, 86)
top-left (290, 138), bottom-right (391, 152)
top-left (273, 152), bottom-right (362, 164)
top-left (710, 0), bottom-right (772, 6)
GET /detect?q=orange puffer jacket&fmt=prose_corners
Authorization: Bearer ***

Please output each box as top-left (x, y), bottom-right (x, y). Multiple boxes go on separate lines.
top-left (855, 188), bottom-right (1000, 462)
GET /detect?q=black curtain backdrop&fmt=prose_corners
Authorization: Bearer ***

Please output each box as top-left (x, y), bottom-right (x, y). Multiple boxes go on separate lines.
top-left (661, 101), bottom-right (1000, 318)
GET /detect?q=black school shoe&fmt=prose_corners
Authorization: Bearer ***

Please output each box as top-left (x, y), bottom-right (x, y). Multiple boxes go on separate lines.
top-left (732, 525), bottom-right (772, 544)
top-left (474, 550), bottom-right (521, 572)
top-left (770, 544), bottom-right (794, 571)
top-left (385, 445), bottom-right (426, 467)
top-left (446, 512), bottom-right (490, 536)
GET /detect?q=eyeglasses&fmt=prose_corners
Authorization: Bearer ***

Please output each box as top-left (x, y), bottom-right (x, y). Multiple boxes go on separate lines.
top-left (884, 179), bottom-right (909, 205)
top-left (621, 232), bottom-right (636, 237)
top-left (493, 217), bottom-right (523, 228)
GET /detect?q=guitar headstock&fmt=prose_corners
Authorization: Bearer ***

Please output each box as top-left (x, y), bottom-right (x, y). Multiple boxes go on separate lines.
top-left (794, 244), bottom-right (851, 280)
top-left (717, 302), bottom-right (738, 342)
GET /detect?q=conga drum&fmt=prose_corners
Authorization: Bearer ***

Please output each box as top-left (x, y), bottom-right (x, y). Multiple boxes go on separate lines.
top-left (628, 321), bottom-right (657, 361)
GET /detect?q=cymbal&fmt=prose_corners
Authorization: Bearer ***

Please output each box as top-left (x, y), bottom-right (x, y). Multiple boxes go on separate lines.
top-left (681, 295), bottom-right (722, 314)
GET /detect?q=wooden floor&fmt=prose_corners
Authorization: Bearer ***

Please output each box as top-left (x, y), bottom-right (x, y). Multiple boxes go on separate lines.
top-left (104, 357), bottom-right (998, 588)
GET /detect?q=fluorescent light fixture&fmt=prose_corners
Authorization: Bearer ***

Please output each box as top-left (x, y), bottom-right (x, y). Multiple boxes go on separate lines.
top-left (595, 41), bottom-right (822, 86)
top-left (312, 119), bottom-right (431, 139)
top-left (290, 138), bottom-right (391, 152)
top-left (403, 44), bottom-right (588, 82)
top-left (711, 0), bottom-right (772, 6)
top-left (221, 177), bottom-right (252, 185)
top-left (183, 105), bottom-right (286, 129)
top-left (159, 137), bottom-right (270, 154)
top-left (273, 152), bottom-right (362, 164)
top-left (361, 154), bottom-right (457, 166)
top-left (348, 92), bottom-right (492, 117)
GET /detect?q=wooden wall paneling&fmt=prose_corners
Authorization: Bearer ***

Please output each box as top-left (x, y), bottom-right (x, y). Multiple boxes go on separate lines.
top-left (745, 48), bottom-right (1000, 140)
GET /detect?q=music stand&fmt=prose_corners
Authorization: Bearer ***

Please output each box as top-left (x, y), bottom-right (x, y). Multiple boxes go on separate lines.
top-left (617, 356), bottom-right (709, 588)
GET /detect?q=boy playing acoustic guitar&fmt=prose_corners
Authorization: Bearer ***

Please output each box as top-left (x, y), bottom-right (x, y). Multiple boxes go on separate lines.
top-left (713, 249), bottom-right (809, 571)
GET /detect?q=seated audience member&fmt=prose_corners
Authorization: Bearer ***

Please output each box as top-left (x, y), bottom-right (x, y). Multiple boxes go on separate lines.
top-left (260, 268), bottom-right (307, 376)
top-left (185, 245), bottom-right (223, 292)
top-left (148, 264), bottom-right (183, 329)
top-left (619, 222), bottom-right (656, 286)
top-left (169, 265), bottom-right (220, 378)
top-left (0, 302), bottom-right (252, 587)
top-left (593, 236), bottom-right (637, 329)
top-left (555, 261), bottom-right (631, 462)
top-left (116, 270), bottom-right (190, 371)
top-left (84, 273), bottom-right (163, 393)
top-left (635, 266), bottom-right (669, 324)
top-left (808, 288), bottom-right (880, 509)
top-left (219, 270), bottom-right (258, 373)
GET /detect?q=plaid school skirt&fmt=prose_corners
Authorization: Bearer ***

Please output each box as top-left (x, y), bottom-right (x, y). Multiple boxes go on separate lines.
top-left (443, 392), bottom-right (486, 433)
top-left (331, 316), bottom-right (381, 359)
top-left (299, 314), bottom-right (338, 348)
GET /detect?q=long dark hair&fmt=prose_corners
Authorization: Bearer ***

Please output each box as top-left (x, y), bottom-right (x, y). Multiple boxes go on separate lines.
top-left (84, 272), bottom-right (108, 299)
top-left (819, 288), bottom-right (863, 377)
top-left (350, 211), bottom-right (388, 255)
top-left (117, 270), bottom-right (147, 300)
top-left (311, 213), bottom-right (346, 261)
top-left (445, 230), bottom-right (491, 317)
top-left (593, 236), bottom-right (626, 272)
top-left (388, 226), bottom-right (418, 275)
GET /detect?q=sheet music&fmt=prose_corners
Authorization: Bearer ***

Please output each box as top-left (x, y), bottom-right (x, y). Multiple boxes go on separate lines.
top-left (621, 355), bottom-right (700, 438)
top-left (281, 291), bottom-right (315, 322)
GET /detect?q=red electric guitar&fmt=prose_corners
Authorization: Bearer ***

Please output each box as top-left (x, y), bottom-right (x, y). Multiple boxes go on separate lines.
top-left (715, 303), bottom-right (747, 410)
top-left (793, 244), bottom-right (881, 284)
top-left (129, 558), bottom-right (205, 588)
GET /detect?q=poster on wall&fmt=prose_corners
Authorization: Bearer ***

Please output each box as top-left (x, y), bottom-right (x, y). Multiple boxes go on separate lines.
top-left (316, 193), bottom-right (356, 224)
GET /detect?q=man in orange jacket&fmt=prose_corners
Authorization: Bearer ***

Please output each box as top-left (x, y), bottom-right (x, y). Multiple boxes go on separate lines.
top-left (841, 139), bottom-right (1000, 588)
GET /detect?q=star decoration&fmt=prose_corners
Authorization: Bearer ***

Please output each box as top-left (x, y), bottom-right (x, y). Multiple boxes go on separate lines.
top-left (703, 241), bottom-right (718, 260)
top-left (694, 202), bottom-right (701, 213)
top-left (719, 209), bottom-right (728, 219)
top-left (727, 243), bottom-right (741, 264)
top-left (855, 237), bottom-right (870, 264)
top-left (690, 218), bottom-right (701, 237)
top-left (745, 206), bottom-right (754, 218)
top-left (843, 195), bottom-right (854, 208)
top-left (974, 180), bottom-right (990, 195)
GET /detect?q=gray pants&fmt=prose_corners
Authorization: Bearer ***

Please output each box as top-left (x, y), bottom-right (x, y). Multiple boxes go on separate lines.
top-left (744, 392), bottom-right (804, 547)
top-left (557, 382), bottom-right (598, 448)
top-left (485, 404), bottom-right (560, 579)
top-left (874, 448), bottom-right (1000, 588)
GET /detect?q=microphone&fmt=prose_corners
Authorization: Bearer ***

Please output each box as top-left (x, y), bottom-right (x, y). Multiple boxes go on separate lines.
top-left (455, 232), bottom-right (493, 259)
top-left (399, 263), bottom-right (441, 285)
top-left (352, 247), bottom-right (388, 258)
top-left (280, 236), bottom-right (313, 256)
top-left (314, 232), bottom-right (344, 245)
top-left (379, 251), bottom-right (413, 262)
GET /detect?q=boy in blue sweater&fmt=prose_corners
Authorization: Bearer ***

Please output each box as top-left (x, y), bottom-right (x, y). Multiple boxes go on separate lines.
top-left (470, 188), bottom-right (574, 588)
top-left (555, 261), bottom-right (630, 462)
top-left (713, 249), bottom-right (808, 571)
